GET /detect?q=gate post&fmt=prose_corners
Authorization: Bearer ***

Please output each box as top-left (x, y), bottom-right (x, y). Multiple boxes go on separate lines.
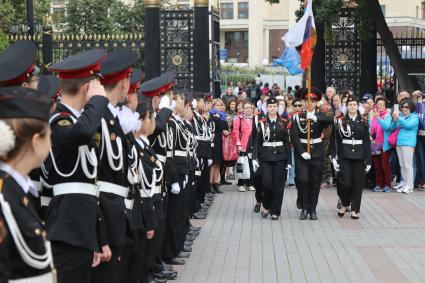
top-left (194, 0), bottom-right (210, 92)
top-left (144, 0), bottom-right (161, 80)
top-left (42, 26), bottom-right (53, 74)
top-left (360, 24), bottom-right (377, 96)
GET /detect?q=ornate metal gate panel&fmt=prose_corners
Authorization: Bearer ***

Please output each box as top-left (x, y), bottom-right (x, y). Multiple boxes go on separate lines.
top-left (160, 9), bottom-right (194, 93)
top-left (325, 9), bottom-right (360, 94)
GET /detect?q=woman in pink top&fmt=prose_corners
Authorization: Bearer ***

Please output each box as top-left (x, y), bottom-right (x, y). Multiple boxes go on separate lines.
top-left (232, 101), bottom-right (256, 192)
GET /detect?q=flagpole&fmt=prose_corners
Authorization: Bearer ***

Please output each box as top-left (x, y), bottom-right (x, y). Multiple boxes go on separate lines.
top-left (305, 0), bottom-right (312, 154)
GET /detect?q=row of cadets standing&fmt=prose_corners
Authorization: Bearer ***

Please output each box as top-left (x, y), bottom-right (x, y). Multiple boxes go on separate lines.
top-left (191, 92), bottom-right (214, 220)
top-left (290, 88), bottom-right (334, 220)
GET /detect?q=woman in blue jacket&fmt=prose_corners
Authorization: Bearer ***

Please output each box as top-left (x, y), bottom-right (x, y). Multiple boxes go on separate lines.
top-left (392, 98), bottom-right (419, 194)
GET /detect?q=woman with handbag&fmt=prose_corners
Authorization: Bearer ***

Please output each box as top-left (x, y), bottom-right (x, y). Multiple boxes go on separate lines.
top-left (254, 97), bottom-right (290, 220)
top-left (330, 95), bottom-right (372, 220)
top-left (232, 101), bottom-right (256, 192)
top-left (391, 98), bottom-right (419, 194)
top-left (370, 97), bottom-right (393, 192)
top-left (0, 87), bottom-right (55, 282)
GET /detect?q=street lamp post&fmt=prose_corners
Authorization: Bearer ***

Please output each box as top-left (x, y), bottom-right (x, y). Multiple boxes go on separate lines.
top-left (26, 0), bottom-right (34, 36)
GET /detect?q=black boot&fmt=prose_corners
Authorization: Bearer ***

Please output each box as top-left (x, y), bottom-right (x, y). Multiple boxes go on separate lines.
top-left (213, 183), bottom-right (223, 194)
top-left (309, 210), bottom-right (318, 220)
top-left (299, 209), bottom-right (308, 220)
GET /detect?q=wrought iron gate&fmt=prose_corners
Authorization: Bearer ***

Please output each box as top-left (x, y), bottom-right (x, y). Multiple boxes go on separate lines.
top-left (325, 9), bottom-right (360, 94)
top-left (160, 9), bottom-right (194, 93)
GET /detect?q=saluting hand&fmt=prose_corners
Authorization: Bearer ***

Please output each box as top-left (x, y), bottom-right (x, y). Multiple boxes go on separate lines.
top-left (87, 79), bottom-right (107, 99)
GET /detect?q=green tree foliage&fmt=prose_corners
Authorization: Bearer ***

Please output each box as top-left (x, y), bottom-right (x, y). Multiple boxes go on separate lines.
top-left (0, 0), bottom-right (51, 31)
top-left (65, 0), bottom-right (145, 34)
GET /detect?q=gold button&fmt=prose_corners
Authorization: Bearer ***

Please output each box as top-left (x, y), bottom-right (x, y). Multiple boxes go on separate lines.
top-left (35, 228), bottom-right (42, 236)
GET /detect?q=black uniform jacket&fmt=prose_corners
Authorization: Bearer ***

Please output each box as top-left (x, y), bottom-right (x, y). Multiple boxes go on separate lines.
top-left (169, 115), bottom-right (189, 176)
top-left (254, 116), bottom-right (290, 162)
top-left (133, 138), bottom-right (158, 233)
top-left (0, 172), bottom-right (50, 281)
top-left (290, 110), bottom-right (334, 158)
top-left (96, 107), bottom-right (129, 247)
top-left (330, 113), bottom-right (372, 165)
top-left (45, 97), bottom-right (108, 251)
top-left (192, 111), bottom-right (212, 159)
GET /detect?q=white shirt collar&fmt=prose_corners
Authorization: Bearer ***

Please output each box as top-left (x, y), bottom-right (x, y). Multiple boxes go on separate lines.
top-left (0, 162), bottom-right (38, 197)
top-left (108, 103), bottom-right (119, 118)
top-left (61, 102), bottom-right (82, 118)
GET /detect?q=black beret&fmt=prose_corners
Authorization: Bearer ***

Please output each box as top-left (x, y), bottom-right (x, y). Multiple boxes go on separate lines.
top-left (267, 97), bottom-right (278, 105)
top-left (0, 87), bottom-right (50, 121)
top-left (295, 87), bottom-right (322, 101)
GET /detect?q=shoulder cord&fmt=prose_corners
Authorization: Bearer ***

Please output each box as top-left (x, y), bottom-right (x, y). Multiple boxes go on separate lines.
top-left (295, 113), bottom-right (309, 134)
top-left (127, 145), bottom-right (139, 185)
top-left (49, 115), bottom-right (97, 179)
top-left (138, 160), bottom-right (156, 197)
top-left (260, 121), bottom-right (270, 142)
top-left (173, 119), bottom-right (190, 150)
top-left (338, 118), bottom-right (352, 137)
top-left (99, 118), bottom-right (123, 171)
top-left (166, 124), bottom-right (174, 150)
top-left (0, 181), bottom-right (52, 269)
top-left (154, 160), bottom-right (164, 182)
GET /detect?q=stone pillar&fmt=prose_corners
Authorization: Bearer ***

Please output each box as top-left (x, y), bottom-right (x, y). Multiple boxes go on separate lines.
top-left (194, 0), bottom-right (210, 92)
top-left (144, 0), bottom-right (161, 80)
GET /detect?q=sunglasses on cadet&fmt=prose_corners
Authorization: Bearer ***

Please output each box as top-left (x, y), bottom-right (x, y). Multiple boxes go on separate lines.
top-left (294, 104), bottom-right (302, 107)
top-left (401, 105), bottom-right (409, 109)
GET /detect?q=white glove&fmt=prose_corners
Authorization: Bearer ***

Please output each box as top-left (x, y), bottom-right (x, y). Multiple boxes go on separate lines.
top-left (306, 112), bottom-right (317, 122)
top-left (286, 164), bottom-right (292, 170)
top-left (207, 159), bottom-right (213, 166)
top-left (117, 106), bottom-right (141, 134)
top-left (278, 105), bottom-right (284, 116)
top-left (301, 152), bottom-right (311, 160)
top-left (365, 165), bottom-right (371, 173)
top-left (158, 95), bottom-right (171, 110)
top-left (261, 103), bottom-right (268, 114)
top-left (332, 158), bottom-right (340, 172)
top-left (169, 100), bottom-right (177, 111)
top-left (252, 160), bottom-right (259, 172)
top-left (196, 158), bottom-right (200, 168)
top-left (256, 100), bottom-right (262, 110)
top-left (191, 99), bottom-right (197, 109)
top-left (171, 182), bottom-right (181, 194)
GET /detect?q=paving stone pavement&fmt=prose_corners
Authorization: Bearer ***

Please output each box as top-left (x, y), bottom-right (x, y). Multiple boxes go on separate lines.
top-left (175, 185), bottom-right (425, 283)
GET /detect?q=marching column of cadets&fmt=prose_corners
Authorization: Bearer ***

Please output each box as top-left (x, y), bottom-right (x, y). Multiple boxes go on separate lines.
top-left (0, 41), bottom-right (413, 283)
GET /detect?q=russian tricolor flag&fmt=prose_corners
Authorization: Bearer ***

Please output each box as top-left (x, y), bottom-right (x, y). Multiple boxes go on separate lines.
top-left (274, 0), bottom-right (316, 74)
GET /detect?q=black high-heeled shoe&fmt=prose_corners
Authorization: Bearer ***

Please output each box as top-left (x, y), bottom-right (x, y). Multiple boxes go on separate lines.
top-left (271, 215), bottom-right (279, 221)
top-left (261, 210), bottom-right (269, 218)
top-left (253, 203), bottom-right (261, 213)
top-left (351, 212), bottom-right (359, 220)
top-left (213, 184), bottom-right (223, 194)
top-left (338, 207), bottom-right (346, 218)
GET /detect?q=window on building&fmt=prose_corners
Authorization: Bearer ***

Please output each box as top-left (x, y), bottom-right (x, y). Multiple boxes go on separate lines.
top-left (225, 31), bottom-right (248, 48)
top-left (53, 7), bottom-right (65, 23)
top-left (221, 3), bottom-right (234, 19)
top-left (53, 0), bottom-right (65, 5)
top-left (238, 2), bottom-right (249, 19)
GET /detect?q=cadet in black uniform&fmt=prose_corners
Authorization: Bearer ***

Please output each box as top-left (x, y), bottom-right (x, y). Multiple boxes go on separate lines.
top-left (192, 92), bottom-right (214, 219)
top-left (44, 49), bottom-right (109, 283)
top-left (291, 88), bottom-right (333, 220)
top-left (91, 49), bottom-right (138, 283)
top-left (254, 97), bottom-right (290, 220)
top-left (0, 41), bottom-right (39, 90)
top-left (0, 87), bottom-right (54, 282)
top-left (330, 95), bottom-right (372, 219)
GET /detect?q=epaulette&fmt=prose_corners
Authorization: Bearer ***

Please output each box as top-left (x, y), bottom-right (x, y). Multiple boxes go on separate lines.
top-left (49, 112), bottom-right (73, 126)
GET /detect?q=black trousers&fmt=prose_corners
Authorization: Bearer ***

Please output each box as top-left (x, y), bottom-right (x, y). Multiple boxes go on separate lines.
top-left (125, 233), bottom-right (146, 283)
top-left (295, 155), bottom-right (323, 212)
top-left (197, 157), bottom-right (210, 202)
top-left (254, 169), bottom-right (263, 203)
top-left (91, 245), bottom-right (123, 283)
top-left (152, 195), bottom-right (167, 272)
top-left (261, 160), bottom-right (287, 216)
top-left (339, 158), bottom-right (365, 213)
top-left (52, 241), bottom-right (93, 283)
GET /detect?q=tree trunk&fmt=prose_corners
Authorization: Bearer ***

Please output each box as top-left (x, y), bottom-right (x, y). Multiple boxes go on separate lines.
top-left (366, 0), bottom-right (414, 91)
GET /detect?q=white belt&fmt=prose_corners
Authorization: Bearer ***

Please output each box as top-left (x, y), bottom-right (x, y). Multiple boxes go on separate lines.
top-left (166, 151), bottom-right (173, 158)
top-left (53, 183), bottom-right (98, 197)
top-left (125, 199), bottom-right (134, 210)
top-left (157, 155), bottom-right (166, 163)
top-left (174, 150), bottom-right (188, 157)
top-left (32, 181), bottom-right (42, 192)
top-left (262, 141), bottom-right (284, 147)
top-left (342, 139), bottom-right (363, 145)
top-left (98, 181), bottom-right (129, 198)
top-left (10, 272), bottom-right (54, 283)
top-left (195, 171), bottom-right (202, 176)
top-left (211, 143), bottom-right (214, 148)
top-left (40, 196), bottom-right (51, 207)
top-left (196, 136), bottom-right (209, 141)
top-left (300, 138), bottom-right (322, 144)
top-left (139, 189), bottom-right (152, 198)
top-left (419, 129), bottom-right (425, 136)
top-left (153, 185), bottom-right (162, 194)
